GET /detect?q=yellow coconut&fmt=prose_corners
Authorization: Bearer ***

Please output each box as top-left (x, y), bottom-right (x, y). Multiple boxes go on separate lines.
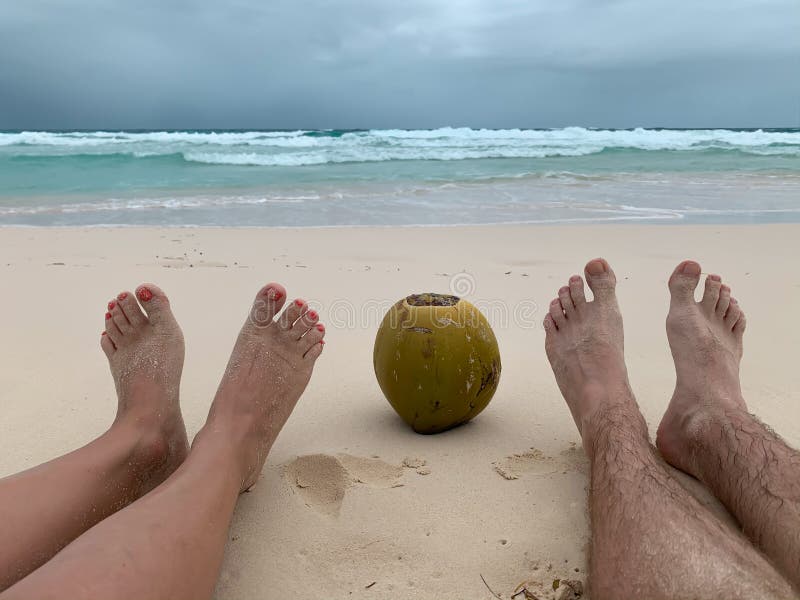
top-left (373, 293), bottom-right (501, 434)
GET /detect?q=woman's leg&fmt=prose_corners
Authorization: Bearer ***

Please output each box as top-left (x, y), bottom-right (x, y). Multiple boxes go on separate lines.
top-left (0, 285), bottom-right (188, 590)
top-left (1, 283), bottom-right (325, 600)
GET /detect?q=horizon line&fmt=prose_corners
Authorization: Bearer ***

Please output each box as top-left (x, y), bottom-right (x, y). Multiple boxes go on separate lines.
top-left (2, 125), bottom-right (799, 133)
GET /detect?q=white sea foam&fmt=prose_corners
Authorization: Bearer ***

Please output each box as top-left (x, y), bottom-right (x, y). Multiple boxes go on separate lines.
top-left (0, 130), bottom-right (310, 147)
top-left (180, 146), bottom-right (605, 166)
top-left (0, 194), bottom-right (311, 216)
top-left (1, 128), bottom-right (798, 165)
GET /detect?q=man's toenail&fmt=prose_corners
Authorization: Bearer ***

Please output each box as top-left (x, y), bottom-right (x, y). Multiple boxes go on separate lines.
top-left (117, 292), bottom-right (128, 300)
top-left (295, 298), bottom-right (305, 307)
top-left (586, 260), bottom-right (606, 276)
top-left (570, 275), bottom-right (581, 283)
top-left (316, 323), bottom-right (325, 332)
top-left (308, 310), bottom-right (318, 320)
top-left (708, 274), bottom-right (721, 282)
top-left (108, 300), bottom-right (116, 310)
top-left (680, 261), bottom-right (701, 275)
top-left (137, 287), bottom-right (153, 302)
top-left (105, 312), bottom-right (112, 320)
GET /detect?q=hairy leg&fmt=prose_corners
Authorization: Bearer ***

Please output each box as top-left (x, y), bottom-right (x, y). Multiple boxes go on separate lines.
top-left (1, 283), bottom-right (325, 600)
top-left (544, 258), bottom-right (794, 599)
top-left (658, 261), bottom-right (800, 589)
top-left (0, 285), bottom-right (187, 590)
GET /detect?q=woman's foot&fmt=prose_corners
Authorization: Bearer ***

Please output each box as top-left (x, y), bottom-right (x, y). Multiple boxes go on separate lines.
top-left (656, 261), bottom-right (747, 475)
top-left (543, 258), bottom-right (640, 453)
top-left (200, 283), bottom-right (326, 491)
top-left (101, 284), bottom-right (189, 490)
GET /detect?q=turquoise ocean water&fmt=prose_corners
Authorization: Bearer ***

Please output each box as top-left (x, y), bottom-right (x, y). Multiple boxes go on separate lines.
top-left (0, 128), bottom-right (798, 226)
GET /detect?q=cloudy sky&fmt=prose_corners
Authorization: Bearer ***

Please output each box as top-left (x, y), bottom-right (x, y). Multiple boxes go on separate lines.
top-left (1, 0), bottom-right (798, 129)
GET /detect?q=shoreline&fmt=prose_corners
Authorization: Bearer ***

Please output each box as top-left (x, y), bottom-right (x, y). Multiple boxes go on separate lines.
top-left (2, 169), bottom-right (800, 228)
top-left (4, 216), bottom-right (800, 229)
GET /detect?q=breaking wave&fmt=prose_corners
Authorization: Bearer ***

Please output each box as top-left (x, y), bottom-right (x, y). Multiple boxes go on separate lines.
top-left (1, 127), bottom-right (798, 166)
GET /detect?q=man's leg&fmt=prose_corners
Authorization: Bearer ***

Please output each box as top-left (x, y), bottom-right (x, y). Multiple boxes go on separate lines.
top-left (0, 285), bottom-right (188, 590)
top-left (657, 261), bottom-right (800, 589)
top-left (1, 283), bottom-right (326, 600)
top-left (544, 258), bottom-right (794, 599)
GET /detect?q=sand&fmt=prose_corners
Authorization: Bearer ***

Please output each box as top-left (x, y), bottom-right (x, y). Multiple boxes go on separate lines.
top-left (1, 224), bottom-right (798, 599)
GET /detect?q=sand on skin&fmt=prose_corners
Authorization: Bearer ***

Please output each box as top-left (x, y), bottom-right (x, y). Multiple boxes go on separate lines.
top-left (0, 224), bottom-right (798, 599)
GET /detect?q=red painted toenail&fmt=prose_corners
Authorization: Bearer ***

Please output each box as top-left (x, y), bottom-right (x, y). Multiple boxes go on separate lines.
top-left (108, 300), bottom-right (116, 310)
top-left (320, 340), bottom-right (325, 346)
top-left (295, 298), bottom-right (305, 307)
top-left (101, 331), bottom-right (107, 336)
top-left (266, 287), bottom-right (283, 301)
top-left (105, 312), bottom-right (112, 320)
top-left (137, 287), bottom-right (153, 302)
top-left (117, 292), bottom-right (128, 300)
top-left (308, 310), bottom-right (318, 320)
top-left (316, 323), bottom-right (325, 332)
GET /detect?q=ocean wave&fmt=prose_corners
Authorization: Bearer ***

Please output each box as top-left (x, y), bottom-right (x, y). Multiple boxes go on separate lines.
top-left (1, 128), bottom-right (799, 161)
top-left (0, 130), bottom-right (310, 147)
top-left (180, 146), bottom-right (609, 166)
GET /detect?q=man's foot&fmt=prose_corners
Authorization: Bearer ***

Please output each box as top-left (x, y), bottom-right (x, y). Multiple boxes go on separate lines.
top-left (656, 261), bottom-right (747, 475)
top-left (543, 258), bottom-right (638, 453)
top-left (101, 284), bottom-right (189, 490)
top-left (202, 283), bottom-right (326, 491)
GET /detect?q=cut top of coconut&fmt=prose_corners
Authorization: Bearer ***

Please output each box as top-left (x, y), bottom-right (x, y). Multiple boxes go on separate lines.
top-left (406, 293), bottom-right (460, 307)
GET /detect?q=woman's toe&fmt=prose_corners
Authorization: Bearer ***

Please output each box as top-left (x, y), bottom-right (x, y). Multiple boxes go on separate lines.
top-left (116, 291), bottom-right (147, 329)
top-left (249, 283), bottom-right (287, 328)
top-left (105, 311), bottom-right (122, 346)
top-left (278, 298), bottom-right (307, 330)
top-left (300, 323), bottom-right (325, 352)
top-left (304, 339), bottom-right (325, 361)
top-left (100, 331), bottom-right (116, 356)
top-left (135, 283), bottom-right (174, 326)
top-left (293, 309), bottom-right (319, 337)
top-left (109, 300), bottom-right (132, 335)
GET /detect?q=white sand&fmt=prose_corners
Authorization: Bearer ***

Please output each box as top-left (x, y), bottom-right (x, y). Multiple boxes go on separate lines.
top-left (1, 224), bottom-right (798, 599)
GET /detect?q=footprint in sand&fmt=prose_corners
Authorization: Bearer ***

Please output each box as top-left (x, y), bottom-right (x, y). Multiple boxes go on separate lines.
top-left (493, 444), bottom-right (588, 480)
top-left (402, 456), bottom-right (431, 476)
top-left (283, 454), bottom-right (407, 516)
top-left (492, 448), bottom-right (556, 480)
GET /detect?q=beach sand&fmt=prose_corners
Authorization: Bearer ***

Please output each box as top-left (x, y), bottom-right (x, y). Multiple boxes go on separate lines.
top-left (1, 224), bottom-right (798, 599)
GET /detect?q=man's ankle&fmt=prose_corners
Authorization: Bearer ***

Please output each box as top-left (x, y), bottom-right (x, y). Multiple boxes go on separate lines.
top-left (581, 399), bottom-right (649, 459)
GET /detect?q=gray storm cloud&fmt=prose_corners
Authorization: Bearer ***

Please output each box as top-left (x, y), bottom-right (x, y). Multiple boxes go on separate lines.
top-left (1, 0), bottom-right (798, 129)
